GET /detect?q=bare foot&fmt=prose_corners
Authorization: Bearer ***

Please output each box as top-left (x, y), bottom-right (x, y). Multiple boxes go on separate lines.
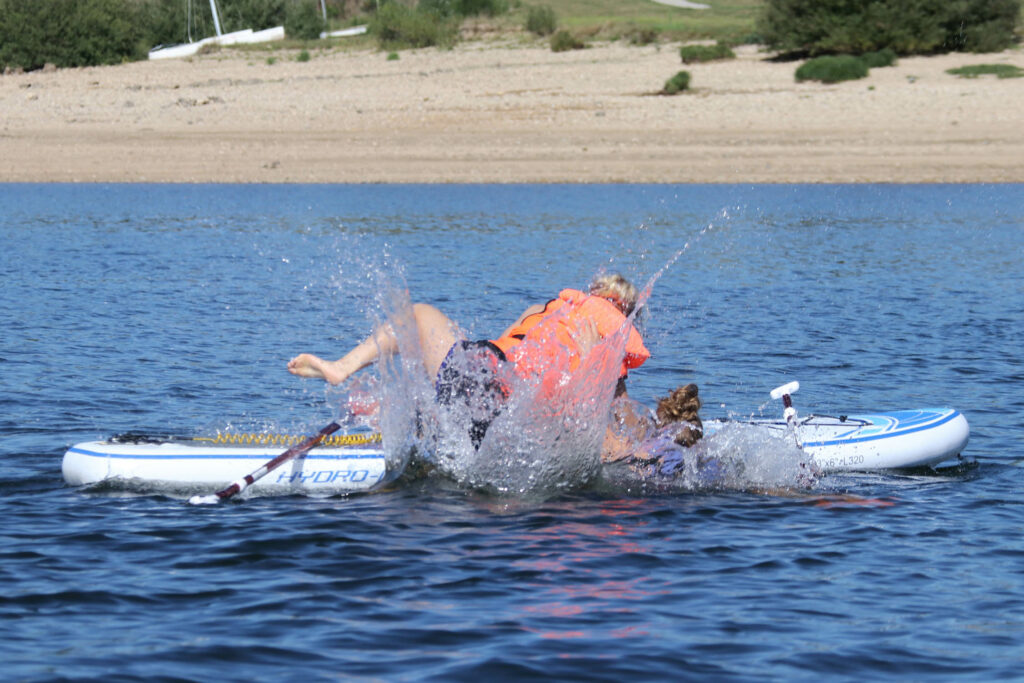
top-left (287, 353), bottom-right (328, 380)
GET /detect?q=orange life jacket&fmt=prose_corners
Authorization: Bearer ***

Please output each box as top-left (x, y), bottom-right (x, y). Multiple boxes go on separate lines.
top-left (491, 289), bottom-right (649, 382)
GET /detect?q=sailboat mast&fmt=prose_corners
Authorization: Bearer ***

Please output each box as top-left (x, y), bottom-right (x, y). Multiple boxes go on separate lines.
top-left (209, 0), bottom-right (223, 36)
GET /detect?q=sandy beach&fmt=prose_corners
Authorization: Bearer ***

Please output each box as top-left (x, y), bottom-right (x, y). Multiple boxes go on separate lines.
top-left (1, 40), bottom-right (1022, 183)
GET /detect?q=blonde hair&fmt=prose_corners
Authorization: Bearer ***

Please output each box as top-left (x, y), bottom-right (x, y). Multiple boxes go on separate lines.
top-left (589, 273), bottom-right (639, 316)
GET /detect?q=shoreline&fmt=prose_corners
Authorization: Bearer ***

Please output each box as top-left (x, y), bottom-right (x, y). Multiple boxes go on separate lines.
top-left (1, 42), bottom-right (1022, 184)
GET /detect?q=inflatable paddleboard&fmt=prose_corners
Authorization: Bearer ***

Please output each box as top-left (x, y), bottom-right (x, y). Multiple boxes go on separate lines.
top-left (62, 433), bottom-right (388, 496)
top-left (62, 380), bottom-right (970, 496)
top-left (62, 406), bottom-right (968, 495)
top-left (707, 408), bottom-right (969, 472)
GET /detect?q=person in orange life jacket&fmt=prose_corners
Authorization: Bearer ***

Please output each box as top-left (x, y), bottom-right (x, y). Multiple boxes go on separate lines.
top-left (287, 274), bottom-right (650, 446)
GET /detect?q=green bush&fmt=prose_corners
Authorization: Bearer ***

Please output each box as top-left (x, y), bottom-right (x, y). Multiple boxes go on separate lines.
top-left (942, 0), bottom-right (1021, 52)
top-left (947, 63), bottom-right (1024, 78)
top-left (758, 0), bottom-right (1021, 57)
top-left (0, 0), bottom-right (147, 71)
top-left (139, 0), bottom-right (286, 48)
top-left (371, 2), bottom-right (459, 49)
top-left (550, 29), bottom-right (584, 52)
top-left (228, 0), bottom-right (287, 31)
top-left (679, 42), bottom-right (736, 64)
top-left (419, 0), bottom-right (455, 17)
top-left (525, 5), bottom-right (557, 36)
top-left (285, 0), bottom-right (326, 39)
top-left (795, 55), bottom-right (869, 83)
top-left (861, 48), bottom-right (898, 68)
top-left (323, 0), bottom-right (352, 20)
top-left (419, 0), bottom-right (507, 18)
top-left (628, 27), bottom-right (659, 46)
top-left (661, 70), bottom-right (691, 94)
top-left (138, 0), bottom-right (194, 48)
top-left (454, 0), bottom-right (508, 17)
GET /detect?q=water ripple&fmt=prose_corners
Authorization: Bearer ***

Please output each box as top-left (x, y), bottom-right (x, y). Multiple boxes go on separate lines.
top-left (2, 184), bottom-right (1023, 680)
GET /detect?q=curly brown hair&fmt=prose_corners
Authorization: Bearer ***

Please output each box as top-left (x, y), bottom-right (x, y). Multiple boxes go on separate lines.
top-left (655, 383), bottom-right (703, 447)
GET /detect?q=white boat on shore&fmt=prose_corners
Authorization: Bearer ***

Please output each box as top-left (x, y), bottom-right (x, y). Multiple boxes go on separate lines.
top-left (320, 25), bottom-right (368, 39)
top-left (148, 0), bottom-right (286, 60)
top-left (148, 0), bottom-right (365, 60)
top-left (149, 26), bottom-right (285, 60)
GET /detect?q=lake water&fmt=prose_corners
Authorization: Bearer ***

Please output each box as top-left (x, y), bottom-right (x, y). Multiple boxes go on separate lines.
top-left (1, 183), bottom-right (1022, 680)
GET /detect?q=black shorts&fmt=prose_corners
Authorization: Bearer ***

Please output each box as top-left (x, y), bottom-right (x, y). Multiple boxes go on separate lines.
top-left (435, 340), bottom-right (510, 449)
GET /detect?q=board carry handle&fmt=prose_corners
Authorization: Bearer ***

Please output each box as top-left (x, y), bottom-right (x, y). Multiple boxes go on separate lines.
top-left (770, 381), bottom-right (802, 447)
top-left (188, 421), bottom-right (342, 505)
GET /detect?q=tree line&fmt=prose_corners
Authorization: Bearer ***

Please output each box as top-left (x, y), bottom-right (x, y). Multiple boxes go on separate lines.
top-left (1, 0), bottom-right (1019, 72)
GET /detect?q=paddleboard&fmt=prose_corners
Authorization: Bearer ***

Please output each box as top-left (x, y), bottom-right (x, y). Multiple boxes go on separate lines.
top-left (62, 407), bottom-right (969, 494)
top-left (707, 408), bottom-right (969, 472)
top-left (62, 433), bottom-right (387, 495)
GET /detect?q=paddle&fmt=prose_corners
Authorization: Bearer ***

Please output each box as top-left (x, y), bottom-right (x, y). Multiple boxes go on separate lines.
top-left (187, 421), bottom-right (342, 505)
top-left (770, 381), bottom-right (802, 447)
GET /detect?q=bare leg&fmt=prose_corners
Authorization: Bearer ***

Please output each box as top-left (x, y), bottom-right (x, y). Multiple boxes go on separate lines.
top-left (411, 303), bottom-right (464, 378)
top-left (288, 303), bottom-right (463, 385)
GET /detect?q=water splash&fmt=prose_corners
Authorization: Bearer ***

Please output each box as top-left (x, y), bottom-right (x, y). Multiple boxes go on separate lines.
top-left (354, 261), bottom-right (656, 497)
top-left (600, 421), bottom-right (818, 495)
top-left (445, 334), bottom-right (618, 496)
top-left (371, 270), bottom-right (439, 479)
top-left (331, 223), bottom-right (737, 498)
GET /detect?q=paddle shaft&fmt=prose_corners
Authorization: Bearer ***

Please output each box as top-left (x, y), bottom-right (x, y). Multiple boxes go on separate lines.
top-left (190, 422), bottom-right (342, 504)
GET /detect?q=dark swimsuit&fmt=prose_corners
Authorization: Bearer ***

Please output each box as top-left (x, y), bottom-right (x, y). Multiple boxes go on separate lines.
top-left (435, 340), bottom-right (510, 449)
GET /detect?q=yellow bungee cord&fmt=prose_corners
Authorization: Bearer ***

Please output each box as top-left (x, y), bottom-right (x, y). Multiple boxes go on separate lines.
top-left (194, 432), bottom-right (382, 447)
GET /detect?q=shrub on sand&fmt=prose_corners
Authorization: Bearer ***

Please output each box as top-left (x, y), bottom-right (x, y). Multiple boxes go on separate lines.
top-left (679, 42), bottom-right (735, 64)
top-left (661, 70), bottom-right (691, 95)
top-left (946, 64), bottom-right (1023, 79)
top-left (860, 48), bottom-right (897, 68)
top-left (550, 29), bottom-right (584, 52)
top-left (371, 2), bottom-right (458, 50)
top-left (795, 55), bottom-right (869, 84)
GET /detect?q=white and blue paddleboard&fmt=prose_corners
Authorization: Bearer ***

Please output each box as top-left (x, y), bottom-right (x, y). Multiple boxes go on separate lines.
top-left (62, 433), bottom-right (388, 496)
top-left (709, 408), bottom-right (970, 472)
top-left (62, 406), bottom-right (970, 494)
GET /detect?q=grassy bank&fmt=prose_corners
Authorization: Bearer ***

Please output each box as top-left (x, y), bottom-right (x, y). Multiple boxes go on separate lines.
top-left (226, 0), bottom-right (763, 58)
top-left (450, 0), bottom-right (763, 45)
top-left (546, 0), bottom-right (762, 43)
top-left (200, 0), bottom-right (764, 55)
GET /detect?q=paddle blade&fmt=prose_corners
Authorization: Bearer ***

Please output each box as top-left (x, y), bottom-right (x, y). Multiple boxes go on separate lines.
top-left (770, 381), bottom-right (800, 400)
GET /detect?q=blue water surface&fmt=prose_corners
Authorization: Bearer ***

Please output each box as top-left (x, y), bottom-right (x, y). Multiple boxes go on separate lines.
top-left (1, 183), bottom-right (1022, 681)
